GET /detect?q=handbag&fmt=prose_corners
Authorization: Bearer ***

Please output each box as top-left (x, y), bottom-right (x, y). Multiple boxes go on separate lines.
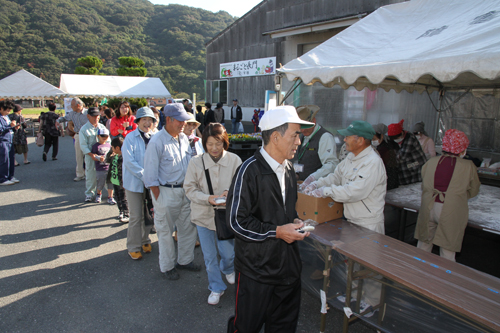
top-left (202, 155), bottom-right (234, 240)
top-left (36, 132), bottom-right (44, 147)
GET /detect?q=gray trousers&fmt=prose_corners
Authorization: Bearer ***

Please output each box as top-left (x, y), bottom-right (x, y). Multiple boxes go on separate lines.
top-left (152, 186), bottom-right (197, 272)
top-left (125, 190), bottom-right (152, 253)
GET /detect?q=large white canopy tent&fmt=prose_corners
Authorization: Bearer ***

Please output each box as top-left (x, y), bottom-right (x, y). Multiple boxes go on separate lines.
top-left (0, 69), bottom-right (67, 99)
top-left (278, 0), bottom-right (500, 94)
top-left (59, 74), bottom-right (171, 99)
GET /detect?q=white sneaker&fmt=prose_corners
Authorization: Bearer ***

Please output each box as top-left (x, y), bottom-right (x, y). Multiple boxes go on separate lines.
top-left (120, 215), bottom-right (130, 223)
top-left (10, 177), bottom-right (20, 183)
top-left (0, 180), bottom-right (15, 186)
top-left (208, 291), bottom-right (224, 305)
top-left (85, 195), bottom-right (93, 202)
top-left (74, 176), bottom-right (85, 182)
top-left (226, 272), bottom-right (235, 285)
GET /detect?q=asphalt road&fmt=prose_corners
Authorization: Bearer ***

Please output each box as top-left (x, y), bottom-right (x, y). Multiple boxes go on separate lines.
top-left (0, 135), bottom-right (375, 333)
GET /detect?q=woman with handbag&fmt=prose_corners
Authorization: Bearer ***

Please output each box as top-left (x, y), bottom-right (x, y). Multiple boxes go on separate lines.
top-left (184, 123), bottom-right (241, 305)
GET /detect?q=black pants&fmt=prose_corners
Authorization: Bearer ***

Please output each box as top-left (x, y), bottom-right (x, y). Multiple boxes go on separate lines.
top-left (113, 184), bottom-right (129, 215)
top-left (44, 135), bottom-right (59, 158)
top-left (227, 272), bottom-right (301, 333)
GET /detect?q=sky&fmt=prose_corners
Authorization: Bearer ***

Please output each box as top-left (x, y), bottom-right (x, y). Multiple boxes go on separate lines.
top-left (149, 0), bottom-right (262, 17)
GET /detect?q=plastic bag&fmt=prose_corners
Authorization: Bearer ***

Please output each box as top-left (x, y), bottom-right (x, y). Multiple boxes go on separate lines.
top-left (237, 122), bottom-right (244, 133)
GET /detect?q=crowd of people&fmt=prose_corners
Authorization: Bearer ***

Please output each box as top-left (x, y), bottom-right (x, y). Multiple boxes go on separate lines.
top-left (0, 97), bottom-right (480, 332)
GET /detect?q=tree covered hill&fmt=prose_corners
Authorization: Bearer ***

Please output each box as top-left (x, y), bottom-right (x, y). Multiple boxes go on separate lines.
top-left (0, 0), bottom-right (235, 98)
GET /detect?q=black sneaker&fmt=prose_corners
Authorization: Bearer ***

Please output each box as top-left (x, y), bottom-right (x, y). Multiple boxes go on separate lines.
top-left (42, 152), bottom-right (47, 161)
top-left (165, 268), bottom-right (180, 280)
top-left (176, 262), bottom-right (201, 272)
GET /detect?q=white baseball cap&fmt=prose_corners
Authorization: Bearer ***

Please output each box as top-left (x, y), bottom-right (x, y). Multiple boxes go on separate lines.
top-left (259, 106), bottom-right (314, 131)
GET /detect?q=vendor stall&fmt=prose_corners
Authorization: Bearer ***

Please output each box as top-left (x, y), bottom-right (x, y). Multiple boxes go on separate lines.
top-left (0, 69), bottom-right (67, 100)
top-left (277, 0), bottom-right (500, 331)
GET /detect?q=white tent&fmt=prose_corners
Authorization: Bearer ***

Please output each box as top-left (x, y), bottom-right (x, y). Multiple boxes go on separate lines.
top-left (0, 69), bottom-right (67, 99)
top-left (278, 0), bottom-right (500, 93)
top-left (59, 74), bottom-right (171, 98)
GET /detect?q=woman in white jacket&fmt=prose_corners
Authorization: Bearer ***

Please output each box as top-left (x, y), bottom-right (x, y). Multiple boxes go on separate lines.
top-left (184, 123), bottom-right (242, 305)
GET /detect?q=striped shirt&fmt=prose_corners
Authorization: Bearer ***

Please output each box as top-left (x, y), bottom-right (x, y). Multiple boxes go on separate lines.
top-left (59, 109), bottom-right (88, 133)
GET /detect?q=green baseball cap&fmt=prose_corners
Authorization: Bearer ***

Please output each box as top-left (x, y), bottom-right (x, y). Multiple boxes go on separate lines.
top-left (337, 120), bottom-right (376, 140)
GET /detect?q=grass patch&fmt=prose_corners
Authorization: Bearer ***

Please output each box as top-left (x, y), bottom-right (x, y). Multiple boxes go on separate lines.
top-left (20, 107), bottom-right (49, 115)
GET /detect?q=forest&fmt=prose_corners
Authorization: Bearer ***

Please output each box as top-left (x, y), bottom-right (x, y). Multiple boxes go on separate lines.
top-left (0, 0), bottom-right (235, 98)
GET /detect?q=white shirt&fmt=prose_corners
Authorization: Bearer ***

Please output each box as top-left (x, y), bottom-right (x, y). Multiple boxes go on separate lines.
top-left (260, 147), bottom-right (287, 205)
top-left (316, 146), bottom-right (387, 233)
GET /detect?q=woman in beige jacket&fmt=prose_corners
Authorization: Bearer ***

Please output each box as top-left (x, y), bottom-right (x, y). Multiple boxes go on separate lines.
top-left (415, 129), bottom-right (480, 261)
top-left (184, 123), bottom-right (242, 305)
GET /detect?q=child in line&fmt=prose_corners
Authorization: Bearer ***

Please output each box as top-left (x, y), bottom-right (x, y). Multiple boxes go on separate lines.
top-left (91, 128), bottom-right (114, 204)
top-left (106, 137), bottom-right (129, 223)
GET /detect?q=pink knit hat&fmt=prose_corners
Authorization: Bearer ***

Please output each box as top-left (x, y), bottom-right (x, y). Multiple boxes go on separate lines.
top-left (442, 129), bottom-right (469, 154)
top-left (388, 119), bottom-right (404, 136)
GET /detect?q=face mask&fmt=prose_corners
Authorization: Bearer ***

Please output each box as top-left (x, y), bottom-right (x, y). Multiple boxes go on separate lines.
top-left (371, 140), bottom-right (380, 147)
top-left (415, 135), bottom-right (421, 139)
top-left (394, 137), bottom-right (403, 143)
top-left (460, 149), bottom-right (467, 158)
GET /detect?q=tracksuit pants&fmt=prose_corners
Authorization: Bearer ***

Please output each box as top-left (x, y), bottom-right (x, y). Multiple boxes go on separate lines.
top-left (227, 272), bottom-right (301, 333)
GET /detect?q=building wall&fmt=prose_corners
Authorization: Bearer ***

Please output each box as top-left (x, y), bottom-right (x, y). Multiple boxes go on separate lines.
top-left (206, 0), bottom-right (407, 121)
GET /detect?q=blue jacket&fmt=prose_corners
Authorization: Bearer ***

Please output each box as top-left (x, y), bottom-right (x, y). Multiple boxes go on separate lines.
top-left (0, 116), bottom-right (13, 143)
top-left (122, 128), bottom-right (150, 193)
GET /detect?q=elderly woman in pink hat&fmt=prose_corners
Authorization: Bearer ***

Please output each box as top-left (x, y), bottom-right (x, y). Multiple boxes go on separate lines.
top-left (414, 129), bottom-right (480, 261)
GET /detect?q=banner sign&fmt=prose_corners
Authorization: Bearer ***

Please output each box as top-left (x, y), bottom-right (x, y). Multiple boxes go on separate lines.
top-left (220, 57), bottom-right (276, 78)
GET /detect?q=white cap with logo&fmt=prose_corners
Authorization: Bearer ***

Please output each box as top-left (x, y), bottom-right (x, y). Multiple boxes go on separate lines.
top-left (259, 106), bottom-right (314, 131)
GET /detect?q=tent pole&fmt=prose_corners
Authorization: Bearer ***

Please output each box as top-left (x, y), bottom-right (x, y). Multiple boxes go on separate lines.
top-left (279, 78), bottom-right (302, 106)
top-left (434, 89), bottom-right (444, 143)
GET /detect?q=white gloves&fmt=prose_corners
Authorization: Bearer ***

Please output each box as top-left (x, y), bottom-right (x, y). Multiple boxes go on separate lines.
top-left (303, 181), bottom-right (318, 195)
top-left (301, 174), bottom-right (315, 188)
top-left (310, 188), bottom-right (325, 198)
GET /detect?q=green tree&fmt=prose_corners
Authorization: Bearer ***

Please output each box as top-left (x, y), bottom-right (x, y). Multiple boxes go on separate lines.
top-left (116, 56), bottom-right (147, 77)
top-left (75, 56), bottom-right (103, 75)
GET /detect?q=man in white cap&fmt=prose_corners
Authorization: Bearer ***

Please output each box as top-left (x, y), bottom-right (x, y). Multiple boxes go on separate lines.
top-left (226, 105), bottom-right (313, 333)
top-left (292, 105), bottom-right (338, 184)
top-left (143, 103), bottom-right (200, 280)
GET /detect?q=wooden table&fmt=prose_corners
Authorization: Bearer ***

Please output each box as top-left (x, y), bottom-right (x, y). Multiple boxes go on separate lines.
top-left (385, 183), bottom-right (500, 239)
top-left (306, 219), bottom-right (500, 333)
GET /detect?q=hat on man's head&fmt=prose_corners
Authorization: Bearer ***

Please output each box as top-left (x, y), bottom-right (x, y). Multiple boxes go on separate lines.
top-left (338, 121), bottom-right (376, 140)
top-left (233, 99), bottom-right (238, 102)
top-left (259, 106), bottom-right (314, 131)
top-left (87, 107), bottom-right (100, 116)
top-left (296, 105), bottom-right (320, 122)
top-left (216, 102), bottom-right (223, 109)
top-left (442, 129), bottom-right (469, 154)
top-left (372, 123), bottom-right (388, 135)
top-left (13, 104), bottom-right (23, 112)
top-left (164, 103), bottom-right (191, 122)
top-left (135, 107), bottom-right (157, 123)
top-left (98, 128), bottom-right (109, 136)
top-left (412, 121), bottom-right (428, 136)
top-left (388, 119), bottom-right (404, 136)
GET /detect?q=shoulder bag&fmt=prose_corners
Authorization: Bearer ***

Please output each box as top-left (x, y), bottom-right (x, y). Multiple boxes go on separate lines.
top-left (202, 154), bottom-right (234, 240)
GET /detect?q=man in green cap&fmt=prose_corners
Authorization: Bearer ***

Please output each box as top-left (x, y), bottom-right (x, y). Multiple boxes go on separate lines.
top-left (303, 120), bottom-right (387, 232)
top-left (303, 120), bottom-right (387, 312)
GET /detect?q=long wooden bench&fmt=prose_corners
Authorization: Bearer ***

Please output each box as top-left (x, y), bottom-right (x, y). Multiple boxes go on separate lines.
top-left (304, 219), bottom-right (500, 332)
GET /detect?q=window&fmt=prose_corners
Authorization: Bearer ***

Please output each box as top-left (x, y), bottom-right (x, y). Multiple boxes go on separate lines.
top-left (211, 80), bottom-right (227, 105)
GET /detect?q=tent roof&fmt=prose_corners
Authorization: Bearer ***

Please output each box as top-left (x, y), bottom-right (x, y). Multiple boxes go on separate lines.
top-left (0, 69), bottom-right (67, 99)
top-left (278, 0), bottom-right (500, 93)
top-left (59, 74), bottom-right (171, 98)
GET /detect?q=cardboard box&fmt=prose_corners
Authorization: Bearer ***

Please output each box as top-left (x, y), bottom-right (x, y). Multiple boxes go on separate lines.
top-left (296, 191), bottom-right (343, 224)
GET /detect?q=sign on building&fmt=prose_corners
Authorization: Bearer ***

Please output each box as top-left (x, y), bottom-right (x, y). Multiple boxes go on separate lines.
top-left (220, 57), bottom-right (276, 78)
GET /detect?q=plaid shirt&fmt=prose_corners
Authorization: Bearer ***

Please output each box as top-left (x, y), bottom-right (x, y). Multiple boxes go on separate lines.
top-left (396, 132), bottom-right (427, 185)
